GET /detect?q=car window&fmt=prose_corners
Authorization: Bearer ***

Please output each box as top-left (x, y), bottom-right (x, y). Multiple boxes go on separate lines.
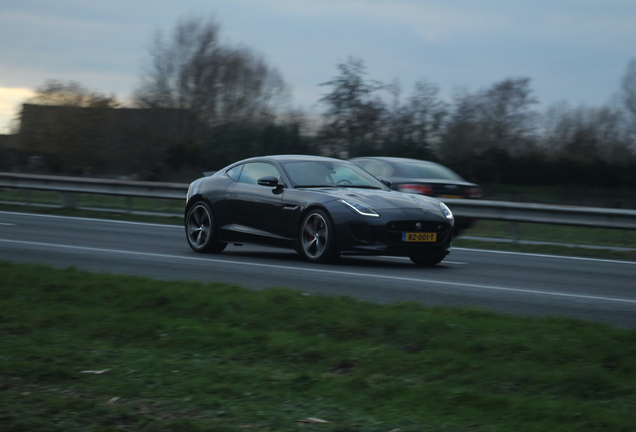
top-left (238, 162), bottom-right (281, 185)
top-left (283, 160), bottom-right (386, 189)
top-left (226, 164), bottom-right (243, 181)
top-left (284, 162), bottom-right (333, 186)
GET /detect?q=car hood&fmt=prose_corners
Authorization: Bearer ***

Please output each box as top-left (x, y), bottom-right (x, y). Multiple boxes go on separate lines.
top-left (301, 187), bottom-right (442, 212)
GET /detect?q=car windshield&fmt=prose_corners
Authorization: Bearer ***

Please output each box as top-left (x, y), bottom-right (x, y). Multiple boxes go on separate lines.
top-left (394, 162), bottom-right (464, 181)
top-left (283, 160), bottom-right (386, 189)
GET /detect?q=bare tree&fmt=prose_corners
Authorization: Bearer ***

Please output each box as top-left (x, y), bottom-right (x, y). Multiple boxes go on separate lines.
top-left (440, 78), bottom-right (538, 161)
top-left (541, 102), bottom-right (631, 163)
top-left (394, 80), bottom-right (447, 157)
top-left (621, 58), bottom-right (636, 143)
top-left (540, 101), bottom-right (571, 155)
top-left (438, 88), bottom-right (483, 162)
top-left (480, 77), bottom-right (539, 154)
top-left (370, 79), bottom-right (447, 159)
top-left (318, 57), bottom-right (385, 157)
top-left (133, 16), bottom-right (288, 125)
top-left (408, 80), bottom-right (447, 145)
top-left (27, 80), bottom-right (118, 108)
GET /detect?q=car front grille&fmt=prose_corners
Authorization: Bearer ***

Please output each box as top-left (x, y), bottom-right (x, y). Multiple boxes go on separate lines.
top-left (384, 221), bottom-right (452, 245)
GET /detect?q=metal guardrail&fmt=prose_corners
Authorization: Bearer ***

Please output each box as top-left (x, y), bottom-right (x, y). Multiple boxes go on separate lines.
top-left (0, 172), bottom-right (187, 199)
top-left (0, 172), bottom-right (187, 208)
top-left (443, 198), bottom-right (636, 231)
top-left (2, 172), bottom-right (636, 231)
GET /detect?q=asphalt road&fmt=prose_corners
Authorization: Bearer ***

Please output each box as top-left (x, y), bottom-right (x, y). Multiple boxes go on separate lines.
top-left (1, 210), bottom-right (635, 328)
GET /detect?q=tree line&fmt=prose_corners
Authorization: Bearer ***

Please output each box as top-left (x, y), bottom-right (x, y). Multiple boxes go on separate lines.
top-left (10, 16), bottom-right (636, 188)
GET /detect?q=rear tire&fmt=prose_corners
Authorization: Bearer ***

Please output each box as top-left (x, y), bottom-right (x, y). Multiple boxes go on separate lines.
top-left (185, 202), bottom-right (227, 253)
top-left (298, 209), bottom-right (338, 263)
top-left (409, 256), bottom-right (444, 266)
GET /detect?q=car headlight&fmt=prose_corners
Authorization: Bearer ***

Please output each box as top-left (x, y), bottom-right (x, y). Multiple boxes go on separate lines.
top-left (439, 202), bottom-right (453, 219)
top-left (338, 199), bottom-right (380, 217)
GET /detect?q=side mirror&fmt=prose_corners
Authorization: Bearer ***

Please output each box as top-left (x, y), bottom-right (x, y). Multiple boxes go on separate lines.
top-left (257, 176), bottom-right (282, 188)
top-left (379, 178), bottom-right (393, 187)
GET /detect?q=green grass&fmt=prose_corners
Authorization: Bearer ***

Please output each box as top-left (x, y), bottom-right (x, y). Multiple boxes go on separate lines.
top-left (0, 202), bottom-right (183, 226)
top-left (1, 261), bottom-right (635, 431)
top-left (0, 189), bottom-right (183, 215)
top-left (482, 184), bottom-right (636, 209)
top-left (455, 220), bottom-right (636, 262)
top-left (463, 220), bottom-right (636, 248)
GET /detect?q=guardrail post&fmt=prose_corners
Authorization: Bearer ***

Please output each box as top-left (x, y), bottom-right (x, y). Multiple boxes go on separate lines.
top-left (61, 192), bottom-right (77, 208)
top-left (511, 222), bottom-right (520, 242)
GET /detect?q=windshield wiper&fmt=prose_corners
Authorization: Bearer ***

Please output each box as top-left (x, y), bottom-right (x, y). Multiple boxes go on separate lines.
top-left (294, 185), bottom-right (334, 188)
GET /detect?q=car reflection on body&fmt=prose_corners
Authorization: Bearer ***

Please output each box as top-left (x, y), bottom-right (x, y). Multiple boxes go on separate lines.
top-left (185, 155), bottom-right (454, 266)
top-left (349, 156), bottom-right (481, 235)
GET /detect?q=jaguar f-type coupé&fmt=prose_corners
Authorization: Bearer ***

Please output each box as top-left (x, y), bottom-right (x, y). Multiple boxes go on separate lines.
top-left (185, 155), bottom-right (454, 266)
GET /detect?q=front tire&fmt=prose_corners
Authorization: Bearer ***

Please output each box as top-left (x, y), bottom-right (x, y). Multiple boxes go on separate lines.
top-left (185, 202), bottom-right (227, 253)
top-left (298, 209), bottom-right (338, 263)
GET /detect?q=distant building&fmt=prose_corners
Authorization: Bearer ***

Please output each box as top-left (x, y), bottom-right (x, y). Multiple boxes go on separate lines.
top-left (17, 104), bottom-right (205, 176)
top-left (0, 133), bottom-right (19, 170)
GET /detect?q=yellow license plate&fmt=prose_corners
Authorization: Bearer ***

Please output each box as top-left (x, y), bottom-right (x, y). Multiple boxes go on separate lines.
top-left (402, 232), bottom-right (437, 242)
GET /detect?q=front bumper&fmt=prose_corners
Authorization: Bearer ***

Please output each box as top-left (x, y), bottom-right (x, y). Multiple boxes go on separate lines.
top-left (331, 207), bottom-right (454, 258)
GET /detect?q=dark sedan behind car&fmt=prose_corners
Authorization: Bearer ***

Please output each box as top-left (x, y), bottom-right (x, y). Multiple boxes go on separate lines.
top-left (349, 157), bottom-right (481, 235)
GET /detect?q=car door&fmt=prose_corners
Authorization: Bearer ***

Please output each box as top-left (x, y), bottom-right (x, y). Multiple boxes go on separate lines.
top-left (223, 161), bottom-right (288, 238)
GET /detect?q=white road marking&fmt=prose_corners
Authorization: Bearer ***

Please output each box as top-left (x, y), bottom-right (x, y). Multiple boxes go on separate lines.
top-left (375, 255), bottom-right (467, 265)
top-left (454, 247), bottom-right (636, 265)
top-left (2, 238), bottom-right (636, 306)
top-left (0, 210), bottom-right (179, 228)
top-left (0, 222), bottom-right (16, 226)
top-left (2, 210), bottom-right (634, 265)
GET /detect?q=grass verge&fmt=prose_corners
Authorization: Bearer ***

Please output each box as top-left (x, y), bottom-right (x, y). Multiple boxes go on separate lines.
top-left (454, 220), bottom-right (636, 262)
top-left (0, 189), bottom-right (183, 214)
top-left (1, 261), bottom-right (636, 431)
top-left (464, 220), bottom-right (636, 249)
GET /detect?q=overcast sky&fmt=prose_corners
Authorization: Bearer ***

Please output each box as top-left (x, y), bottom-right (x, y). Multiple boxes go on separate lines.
top-left (1, 0), bottom-right (635, 133)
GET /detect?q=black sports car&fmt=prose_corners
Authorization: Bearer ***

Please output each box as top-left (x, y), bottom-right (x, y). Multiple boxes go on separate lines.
top-left (185, 155), bottom-right (454, 266)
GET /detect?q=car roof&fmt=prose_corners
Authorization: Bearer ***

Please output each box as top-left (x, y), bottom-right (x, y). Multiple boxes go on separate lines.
top-left (351, 156), bottom-right (439, 166)
top-left (239, 154), bottom-right (345, 163)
